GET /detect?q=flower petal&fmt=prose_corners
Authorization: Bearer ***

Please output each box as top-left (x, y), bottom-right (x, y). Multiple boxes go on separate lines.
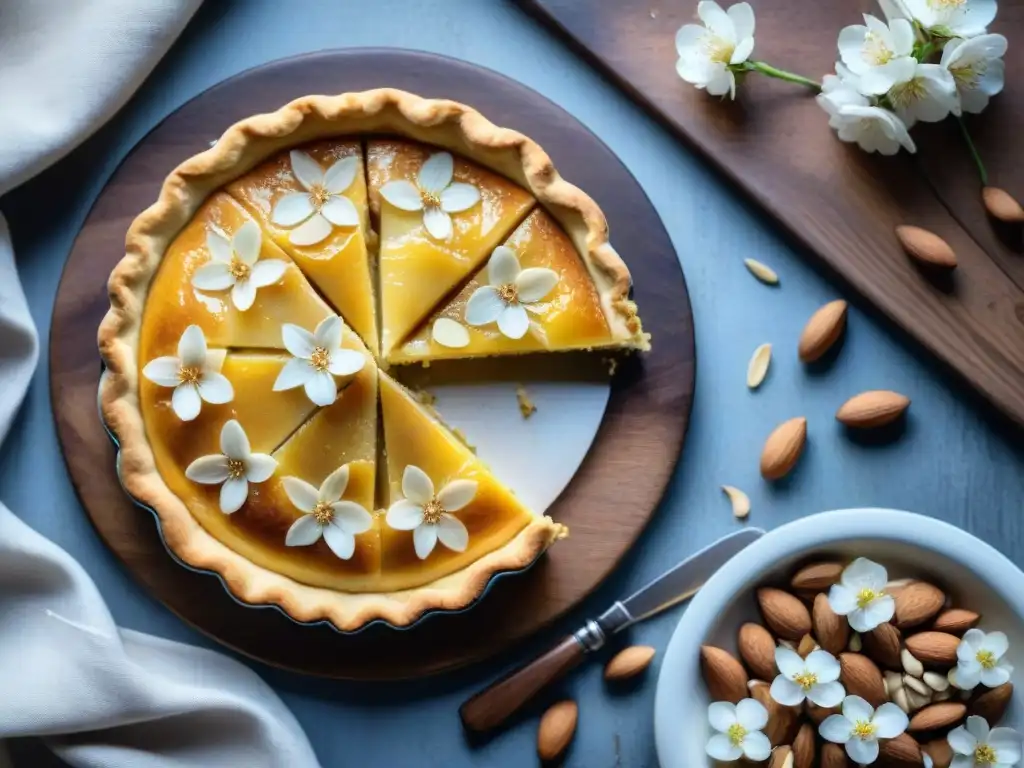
top-left (708, 701), bottom-right (738, 732)
top-left (191, 262), bottom-right (235, 291)
top-left (828, 583), bottom-right (858, 615)
top-left (965, 715), bottom-right (991, 742)
top-left (440, 183), bottom-right (480, 213)
top-left (249, 259), bottom-right (288, 289)
top-left (282, 476), bottom-right (318, 513)
top-left (432, 317), bottom-right (470, 348)
top-left (324, 155), bottom-right (358, 194)
top-left (436, 514), bottom-right (469, 552)
top-left (515, 267), bottom-right (559, 304)
top-left (842, 558), bottom-right (888, 590)
top-left (980, 664), bottom-right (1012, 688)
top-left (231, 280), bottom-right (256, 312)
top-left (741, 731), bottom-right (771, 762)
top-left (143, 357), bottom-right (182, 388)
top-left (705, 66), bottom-right (736, 98)
top-left (727, 2), bottom-right (755, 41)
top-left (285, 515), bottom-right (323, 547)
top-left (806, 650), bottom-right (841, 683)
top-left (775, 647), bottom-right (805, 678)
top-left (889, 18), bottom-right (915, 56)
top-left (219, 477), bottom-right (248, 514)
top-left (321, 195), bottom-right (359, 227)
top-left (465, 286), bottom-right (505, 326)
top-left (955, 663), bottom-right (982, 691)
top-left (497, 303), bottom-right (530, 340)
top-left (770, 676), bottom-right (806, 706)
top-left (705, 734), bottom-right (742, 762)
top-left (402, 465), bottom-right (434, 505)
top-left (423, 207), bottom-right (452, 240)
top-left (675, 24), bottom-right (706, 55)
top-left (327, 350), bottom-right (365, 377)
top-left (303, 371), bottom-right (337, 406)
top-left (697, 0), bottom-right (736, 43)
top-left (842, 695), bottom-right (874, 724)
top-left (245, 454), bottom-right (276, 483)
top-left (289, 150), bottom-right (324, 191)
top-left (198, 372), bottom-right (233, 405)
top-left (981, 631), bottom-right (1009, 658)
top-left (961, 628), bottom-right (986, 654)
top-left (282, 324), bottom-right (316, 359)
top-left (947, 724), bottom-right (977, 755)
top-left (735, 698), bottom-right (768, 731)
top-left (858, 595), bottom-right (895, 631)
top-left (413, 524), bottom-right (438, 559)
top-left (220, 419), bottom-right (250, 460)
top-left (232, 221), bottom-right (262, 265)
top-left (378, 180), bottom-right (423, 211)
top-left (487, 246), bottom-right (521, 286)
top-left (205, 230), bottom-right (233, 263)
top-left (178, 325), bottom-right (207, 368)
top-left (322, 524), bottom-right (356, 560)
top-left (386, 500), bottom-right (424, 531)
top-left (808, 681), bottom-right (846, 709)
top-left (271, 192), bottom-right (316, 227)
top-left (819, 714), bottom-right (854, 743)
top-left (185, 455), bottom-right (230, 484)
top-left (437, 480), bottom-right (478, 512)
top-left (171, 384), bottom-right (202, 421)
top-left (730, 36), bottom-right (754, 65)
top-left (872, 702), bottom-right (909, 738)
top-left (318, 465), bottom-right (350, 503)
top-left (288, 213), bottom-right (332, 247)
top-left (330, 502), bottom-right (373, 535)
top-left (987, 727), bottom-right (1022, 763)
top-left (314, 315), bottom-right (343, 350)
top-left (417, 152), bottom-right (454, 193)
top-left (846, 736), bottom-right (878, 766)
top-left (273, 357), bottom-right (314, 392)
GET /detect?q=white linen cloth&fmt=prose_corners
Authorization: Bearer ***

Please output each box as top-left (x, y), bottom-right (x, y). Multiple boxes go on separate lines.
top-left (0, 2), bottom-right (319, 766)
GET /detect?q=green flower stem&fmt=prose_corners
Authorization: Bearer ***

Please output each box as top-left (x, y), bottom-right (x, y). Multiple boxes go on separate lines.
top-left (743, 61), bottom-right (822, 92)
top-left (957, 116), bottom-right (989, 187)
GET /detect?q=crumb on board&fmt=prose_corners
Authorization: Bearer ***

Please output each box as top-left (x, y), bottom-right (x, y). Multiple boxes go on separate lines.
top-left (451, 427), bottom-right (476, 454)
top-left (604, 356), bottom-right (619, 377)
top-left (414, 388), bottom-right (437, 407)
top-left (515, 384), bottom-right (537, 419)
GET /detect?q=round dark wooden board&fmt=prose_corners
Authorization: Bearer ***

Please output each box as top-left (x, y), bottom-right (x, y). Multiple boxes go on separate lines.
top-left (50, 49), bottom-right (695, 680)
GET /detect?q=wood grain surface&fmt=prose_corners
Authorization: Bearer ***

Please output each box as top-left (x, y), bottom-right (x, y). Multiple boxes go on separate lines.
top-left (519, 0), bottom-right (1024, 425)
top-left (48, 50), bottom-right (695, 680)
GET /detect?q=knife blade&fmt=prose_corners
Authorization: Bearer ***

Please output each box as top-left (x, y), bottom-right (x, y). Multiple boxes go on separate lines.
top-left (459, 527), bottom-right (764, 733)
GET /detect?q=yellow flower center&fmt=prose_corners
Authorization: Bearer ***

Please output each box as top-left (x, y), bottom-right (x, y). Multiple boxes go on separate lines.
top-left (312, 501), bottom-right (334, 526)
top-left (178, 365), bottom-right (202, 386)
top-left (702, 33), bottom-right (734, 65)
top-left (309, 184), bottom-right (331, 211)
top-left (420, 189), bottom-right (442, 208)
top-left (498, 283), bottom-right (519, 304)
top-left (794, 672), bottom-right (818, 691)
top-left (422, 498), bottom-right (445, 524)
top-left (977, 649), bottom-right (997, 669)
top-left (863, 31), bottom-right (894, 66)
top-left (856, 587), bottom-right (881, 609)
top-left (975, 744), bottom-right (998, 765)
top-left (852, 720), bottom-right (876, 740)
top-left (929, 0), bottom-right (965, 8)
top-left (889, 77), bottom-right (927, 109)
top-left (227, 458), bottom-right (246, 480)
top-left (726, 723), bottom-right (747, 746)
top-left (228, 255), bottom-right (251, 281)
top-left (309, 347), bottom-right (331, 372)
top-left (951, 61), bottom-right (987, 90)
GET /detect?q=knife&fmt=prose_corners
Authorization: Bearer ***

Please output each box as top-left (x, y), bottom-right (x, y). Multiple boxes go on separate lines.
top-left (459, 527), bottom-right (764, 733)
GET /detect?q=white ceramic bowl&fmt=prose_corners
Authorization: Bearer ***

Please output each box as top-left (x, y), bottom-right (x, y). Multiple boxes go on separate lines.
top-left (654, 509), bottom-right (1024, 768)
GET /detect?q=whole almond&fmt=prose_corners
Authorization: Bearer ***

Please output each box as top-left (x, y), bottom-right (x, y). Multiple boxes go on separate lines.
top-left (701, 645), bottom-right (749, 703)
top-left (738, 623), bottom-right (778, 680)
top-left (791, 561), bottom-right (845, 595)
top-left (537, 700), bottom-right (577, 761)
top-left (932, 609), bottom-right (980, 635)
top-left (908, 702), bottom-right (966, 733)
top-left (894, 582), bottom-right (945, 629)
top-left (863, 623), bottom-right (903, 669)
top-left (836, 390), bottom-right (911, 429)
top-left (905, 632), bottom-right (960, 668)
top-left (982, 186), bottom-right (1024, 223)
top-left (839, 652), bottom-right (887, 706)
top-left (896, 225), bottom-right (957, 269)
top-left (792, 723), bottom-right (815, 768)
top-left (822, 742), bottom-right (851, 768)
top-left (760, 418), bottom-right (808, 481)
top-left (813, 593), bottom-right (850, 655)
top-left (797, 634), bottom-right (817, 658)
top-left (768, 745), bottom-right (794, 768)
top-left (758, 588), bottom-right (813, 640)
top-left (922, 739), bottom-right (953, 768)
top-left (799, 300), bottom-right (848, 362)
top-left (805, 700), bottom-right (840, 724)
top-left (751, 681), bottom-right (800, 746)
top-left (878, 732), bottom-right (923, 766)
top-left (970, 682), bottom-right (1013, 723)
top-left (604, 645), bottom-right (656, 681)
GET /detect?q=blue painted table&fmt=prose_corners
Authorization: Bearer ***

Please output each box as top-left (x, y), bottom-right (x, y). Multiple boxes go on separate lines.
top-left (2, 1), bottom-right (1022, 766)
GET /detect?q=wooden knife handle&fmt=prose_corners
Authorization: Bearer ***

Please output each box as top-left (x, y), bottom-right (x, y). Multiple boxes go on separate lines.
top-left (459, 634), bottom-right (586, 733)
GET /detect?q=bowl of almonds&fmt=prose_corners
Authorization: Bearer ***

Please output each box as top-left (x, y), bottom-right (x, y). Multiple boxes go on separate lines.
top-left (654, 509), bottom-right (1024, 768)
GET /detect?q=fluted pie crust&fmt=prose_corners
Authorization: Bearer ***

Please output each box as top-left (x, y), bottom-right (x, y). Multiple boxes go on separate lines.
top-left (99, 89), bottom-right (644, 631)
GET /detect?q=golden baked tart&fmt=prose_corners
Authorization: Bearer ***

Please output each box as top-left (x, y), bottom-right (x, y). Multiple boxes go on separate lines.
top-left (99, 89), bottom-right (647, 630)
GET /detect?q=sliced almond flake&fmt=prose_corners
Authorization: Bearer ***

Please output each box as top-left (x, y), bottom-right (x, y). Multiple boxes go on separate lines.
top-left (744, 258), bottom-right (780, 285)
top-left (746, 343), bottom-right (772, 389)
top-left (721, 485), bottom-right (750, 519)
top-left (431, 317), bottom-right (470, 348)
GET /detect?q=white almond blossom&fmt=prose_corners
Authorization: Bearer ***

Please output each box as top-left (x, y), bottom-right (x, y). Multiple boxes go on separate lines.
top-left (838, 14), bottom-right (917, 95)
top-left (705, 698), bottom-right (771, 762)
top-left (272, 316), bottom-right (365, 407)
top-left (903, 0), bottom-right (997, 38)
top-left (820, 695), bottom-right (909, 765)
top-left (951, 628), bottom-right (1014, 690)
top-left (385, 466), bottom-right (475, 560)
top-left (827, 558), bottom-right (898, 632)
top-left (887, 62), bottom-right (959, 127)
top-left (818, 75), bottom-right (917, 155)
top-left (142, 325), bottom-right (233, 421)
top-left (191, 221), bottom-right (287, 311)
top-left (378, 152), bottom-right (480, 241)
top-left (464, 246), bottom-right (559, 340)
top-left (281, 464), bottom-right (373, 560)
top-left (271, 150), bottom-right (360, 247)
top-left (948, 715), bottom-right (1023, 768)
top-left (770, 647), bottom-right (846, 708)
top-left (941, 33), bottom-right (1007, 113)
top-left (675, 1), bottom-right (755, 100)
top-left (185, 420), bottom-right (277, 514)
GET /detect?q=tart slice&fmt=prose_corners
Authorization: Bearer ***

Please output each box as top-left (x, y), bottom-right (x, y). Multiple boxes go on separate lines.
top-left (227, 141), bottom-right (379, 353)
top-left (378, 371), bottom-right (564, 592)
top-left (367, 139), bottom-right (535, 357)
